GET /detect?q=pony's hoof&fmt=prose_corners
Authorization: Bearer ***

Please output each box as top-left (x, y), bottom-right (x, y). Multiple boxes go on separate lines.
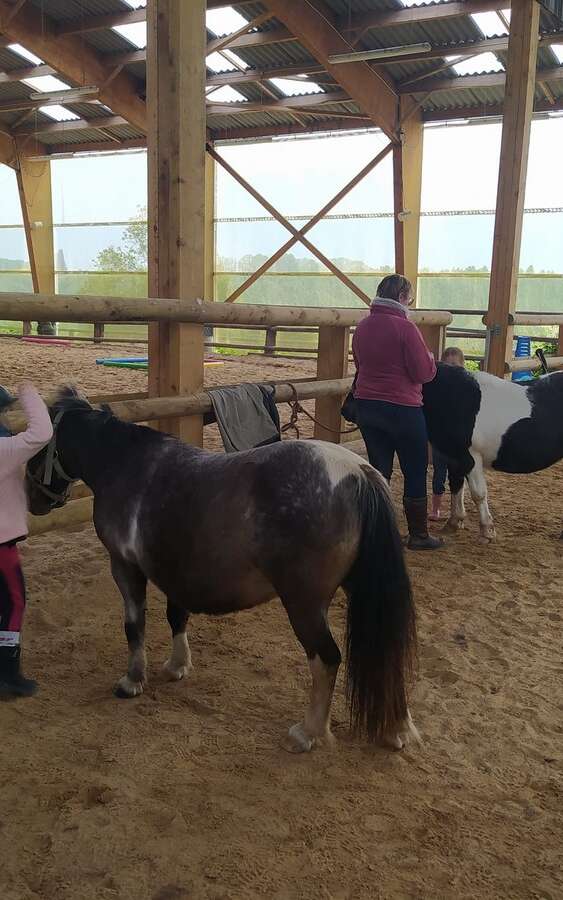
top-left (163, 660), bottom-right (191, 682)
top-left (381, 732), bottom-right (405, 751)
top-left (442, 518), bottom-right (463, 534)
top-left (114, 675), bottom-right (144, 698)
top-left (282, 723), bottom-right (314, 754)
top-left (479, 527), bottom-right (496, 543)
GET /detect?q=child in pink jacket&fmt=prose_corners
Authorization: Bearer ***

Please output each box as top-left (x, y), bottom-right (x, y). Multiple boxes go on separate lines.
top-left (0, 383), bottom-right (53, 697)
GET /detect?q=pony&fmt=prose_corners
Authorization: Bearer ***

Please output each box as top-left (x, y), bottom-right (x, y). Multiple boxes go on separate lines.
top-left (423, 365), bottom-right (563, 541)
top-left (26, 387), bottom-right (418, 753)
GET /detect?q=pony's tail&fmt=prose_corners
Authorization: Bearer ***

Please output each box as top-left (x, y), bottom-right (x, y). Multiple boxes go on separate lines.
top-left (345, 467), bottom-right (418, 744)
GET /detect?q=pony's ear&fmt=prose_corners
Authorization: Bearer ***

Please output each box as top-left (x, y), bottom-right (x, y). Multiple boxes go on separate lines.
top-left (53, 384), bottom-right (91, 411)
top-left (56, 384), bottom-right (84, 402)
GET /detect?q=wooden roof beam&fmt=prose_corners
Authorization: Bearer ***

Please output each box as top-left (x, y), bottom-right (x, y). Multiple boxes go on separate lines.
top-left (0, 0), bottom-right (146, 132)
top-left (15, 115), bottom-right (127, 136)
top-left (207, 89), bottom-right (350, 114)
top-left (206, 64), bottom-right (325, 87)
top-left (261, 0), bottom-right (399, 140)
top-left (340, 1), bottom-right (511, 34)
top-left (41, 137), bottom-right (146, 156)
top-left (0, 63), bottom-right (55, 82)
top-left (423, 96), bottom-right (563, 121)
top-left (56, 8), bottom-right (145, 36)
top-left (400, 66), bottom-right (563, 95)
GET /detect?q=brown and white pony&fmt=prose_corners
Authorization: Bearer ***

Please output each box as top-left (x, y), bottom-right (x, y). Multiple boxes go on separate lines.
top-left (26, 387), bottom-right (419, 753)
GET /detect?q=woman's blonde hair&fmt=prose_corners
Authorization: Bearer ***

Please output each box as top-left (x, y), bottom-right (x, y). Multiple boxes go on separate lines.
top-left (376, 274), bottom-right (412, 304)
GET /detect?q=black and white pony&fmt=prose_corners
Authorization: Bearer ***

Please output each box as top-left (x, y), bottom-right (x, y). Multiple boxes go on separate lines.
top-left (26, 387), bottom-right (419, 753)
top-left (423, 365), bottom-right (563, 541)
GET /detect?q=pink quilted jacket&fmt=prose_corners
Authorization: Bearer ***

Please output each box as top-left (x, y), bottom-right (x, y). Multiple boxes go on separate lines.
top-left (0, 385), bottom-right (53, 544)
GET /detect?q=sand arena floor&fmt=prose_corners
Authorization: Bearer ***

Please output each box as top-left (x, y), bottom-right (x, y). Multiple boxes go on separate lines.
top-left (0, 336), bottom-right (562, 900)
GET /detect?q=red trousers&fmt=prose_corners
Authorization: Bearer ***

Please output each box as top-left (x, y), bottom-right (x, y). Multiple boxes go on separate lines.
top-left (0, 542), bottom-right (26, 647)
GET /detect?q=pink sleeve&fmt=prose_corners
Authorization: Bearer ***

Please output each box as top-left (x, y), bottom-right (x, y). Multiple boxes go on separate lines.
top-left (402, 322), bottom-right (437, 385)
top-left (0, 385), bottom-right (53, 473)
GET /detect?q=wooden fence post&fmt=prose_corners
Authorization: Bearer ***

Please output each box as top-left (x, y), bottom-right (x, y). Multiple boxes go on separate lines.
top-left (417, 322), bottom-right (445, 359)
top-left (314, 325), bottom-right (349, 444)
top-left (93, 323), bottom-right (105, 343)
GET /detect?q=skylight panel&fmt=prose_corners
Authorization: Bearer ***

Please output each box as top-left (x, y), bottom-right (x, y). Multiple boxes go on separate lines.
top-left (552, 44), bottom-right (563, 64)
top-left (206, 52), bottom-right (237, 73)
top-left (8, 44), bottom-right (43, 65)
top-left (23, 74), bottom-right (70, 92)
top-left (399, 1), bottom-right (435, 6)
top-left (453, 52), bottom-right (504, 76)
top-left (206, 8), bottom-right (249, 37)
top-left (122, 0), bottom-right (146, 8)
top-left (471, 12), bottom-right (508, 37)
top-left (39, 105), bottom-right (80, 122)
top-left (269, 78), bottom-right (323, 97)
top-left (207, 85), bottom-right (247, 103)
top-left (112, 21), bottom-right (147, 48)
top-left (221, 49), bottom-right (249, 70)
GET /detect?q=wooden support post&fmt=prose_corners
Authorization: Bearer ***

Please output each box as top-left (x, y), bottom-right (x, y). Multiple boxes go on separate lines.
top-left (486, 0), bottom-right (539, 378)
top-left (204, 149), bottom-right (215, 303)
top-left (558, 325), bottom-right (563, 359)
top-left (16, 156), bottom-right (55, 336)
top-left (147, 0), bottom-right (206, 444)
top-left (417, 322), bottom-right (446, 359)
top-left (93, 322), bottom-right (105, 343)
top-left (314, 325), bottom-right (349, 444)
top-left (394, 98), bottom-right (424, 297)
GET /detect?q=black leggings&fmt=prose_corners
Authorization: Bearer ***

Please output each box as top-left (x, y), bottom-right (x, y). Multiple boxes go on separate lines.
top-left (356, 399), bottom-right (429, 499)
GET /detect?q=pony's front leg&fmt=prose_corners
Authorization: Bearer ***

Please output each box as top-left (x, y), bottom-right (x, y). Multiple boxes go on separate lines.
top-left (163, 598), bottom-right (192, 682)
top-left (110, 556), bottom-right (147, 698)
top-left (467, 453), bottom-right (495, 542)
top-left (281, 601), bottom-right (341, 753)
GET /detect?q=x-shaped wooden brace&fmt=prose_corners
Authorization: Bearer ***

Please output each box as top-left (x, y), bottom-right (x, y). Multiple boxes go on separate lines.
top-left (206, 141), bottom-right (393, 305)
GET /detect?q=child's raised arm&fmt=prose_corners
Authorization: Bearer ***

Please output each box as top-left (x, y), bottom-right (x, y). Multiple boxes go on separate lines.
top-left (0, 383), bottom-right (53, 472)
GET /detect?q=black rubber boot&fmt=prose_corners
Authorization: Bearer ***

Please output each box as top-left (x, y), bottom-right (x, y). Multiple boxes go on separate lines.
top-left (0, 645), bottom-right (38, 698)
top-left (403, 497), bottom-right (444, 551)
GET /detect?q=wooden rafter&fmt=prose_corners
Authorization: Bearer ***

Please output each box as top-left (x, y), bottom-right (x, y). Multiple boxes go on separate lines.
top-left (43, 138), bottom-right (145, 156)
top-left (261, 0), bottom-right (399, 141)
top-left (423, 96), bottom-right (563, 120)
top-left (15, 115), bottom-right (127, 136)
top-left (206, 64), bottom-right (325, 87)
top-left (206, 11), bottom-right (273, 55)
top-left (0, 0), bottom-right (146, 132)
top-left (341, 0), bottom-right (511, 34)
top-left (56, 8), bottom-right (146, 36)
top-left (400, 66), bottom-right (563, 96)
top-left (206, 89), bottom-right (351, 115)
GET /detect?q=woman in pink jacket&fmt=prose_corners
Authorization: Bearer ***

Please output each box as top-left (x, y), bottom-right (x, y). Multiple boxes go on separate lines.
top-left (0, 383), bottom-right (53, 696)
top-left (352, 274), bottom-right (442, 550)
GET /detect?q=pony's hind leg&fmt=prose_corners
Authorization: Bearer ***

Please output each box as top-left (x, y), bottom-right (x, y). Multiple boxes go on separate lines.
top-left (110, 555), bottom-right (147, 698)
top-left (163, 598), bottom-right (192, 682)
top-left (467, 452), bottom-right (495, 542)
top-left (280, 597), bottom-right (341, 753)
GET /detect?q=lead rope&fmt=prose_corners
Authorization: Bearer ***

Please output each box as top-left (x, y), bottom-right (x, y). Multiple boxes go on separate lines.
top-left (279, 383), bottom-right (358, 440)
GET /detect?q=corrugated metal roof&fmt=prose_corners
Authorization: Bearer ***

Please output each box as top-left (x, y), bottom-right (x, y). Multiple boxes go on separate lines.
top-left (4, 0), bottom-right (562, 152)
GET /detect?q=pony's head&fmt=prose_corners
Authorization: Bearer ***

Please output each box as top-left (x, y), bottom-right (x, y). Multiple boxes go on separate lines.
top-left (26, 386), bottom-right (96, 516)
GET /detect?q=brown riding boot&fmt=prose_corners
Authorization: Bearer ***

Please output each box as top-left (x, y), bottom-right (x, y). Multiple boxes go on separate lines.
top-left (403, 497), bottom-right (444, 551)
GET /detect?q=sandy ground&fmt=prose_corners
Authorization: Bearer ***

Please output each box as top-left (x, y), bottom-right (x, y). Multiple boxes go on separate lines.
top-left (1, 336), bottom-right (562, 900)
